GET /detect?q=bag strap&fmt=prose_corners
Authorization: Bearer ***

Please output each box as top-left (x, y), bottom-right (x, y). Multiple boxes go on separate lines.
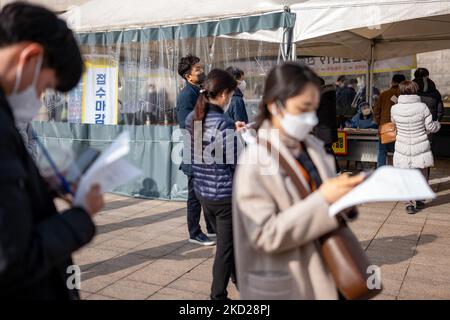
top-left (257, 138), bottom-right (310, 199)
top-left (257, 138), bottom-right (350, 225)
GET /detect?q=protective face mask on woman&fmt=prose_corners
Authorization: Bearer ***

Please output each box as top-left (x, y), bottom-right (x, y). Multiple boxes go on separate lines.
top-left (238, 79), bottom-right (247, 92)
top-left (272, 101), bottom-right (318, 141)
top-left (7, 54), bottom-right (43, 125)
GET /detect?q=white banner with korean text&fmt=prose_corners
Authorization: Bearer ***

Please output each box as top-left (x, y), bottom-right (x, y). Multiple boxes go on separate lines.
top-left (82, 61), bottom-right (118, 125)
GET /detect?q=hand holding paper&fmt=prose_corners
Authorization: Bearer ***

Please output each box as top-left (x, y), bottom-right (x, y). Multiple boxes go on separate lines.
top-left (74, 131), bottom-right (143, 209)
top-left (329, 166), bottom-right (436, 216)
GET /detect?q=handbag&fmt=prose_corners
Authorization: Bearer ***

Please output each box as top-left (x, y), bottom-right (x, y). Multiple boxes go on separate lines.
top-left (379, 122), bottom-right (397, 144)
top-left (257, 139), bottom-right (382, 300)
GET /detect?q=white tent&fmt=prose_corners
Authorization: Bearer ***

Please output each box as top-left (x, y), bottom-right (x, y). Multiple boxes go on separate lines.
top-left (64, 0), bottom-right (450, 60)
top-left (291, 0), bottom-right (450, 60)
top-left (62, 0), bottom-right (450, 93)
top-left (62, 0), bottom-right (301, 42)
top-left (290, 0), bottom-right (450, 99)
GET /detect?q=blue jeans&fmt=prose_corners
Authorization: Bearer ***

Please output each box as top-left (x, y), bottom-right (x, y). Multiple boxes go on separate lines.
top-left (377, 142), bottom-right (394, 168)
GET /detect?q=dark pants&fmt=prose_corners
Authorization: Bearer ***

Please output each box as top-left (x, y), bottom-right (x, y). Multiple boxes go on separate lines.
top-left (197, 196), bottom-right (235, 300)
top-left (324, 143), bottom-right (341, 173)
top-left (187, 176), bottom-right (215, 238)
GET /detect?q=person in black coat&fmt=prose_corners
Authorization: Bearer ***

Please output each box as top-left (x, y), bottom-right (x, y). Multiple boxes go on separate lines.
top-left (0, 3), bottom-right (104, 299)
top-left (336, 78), bottom-right (358, 119)
top-left (413, 68), bottom-right (445, 121)
top-left (225, 66), bottom-right (249, 123)
top-left (314, 77), bottom-right (340, 173)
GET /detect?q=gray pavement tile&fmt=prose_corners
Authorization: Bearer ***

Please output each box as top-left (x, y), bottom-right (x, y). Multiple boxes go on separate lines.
top-left (98, 279), bottom-right (162, 300)
top-left (147, 287), bottom-right (209, 300)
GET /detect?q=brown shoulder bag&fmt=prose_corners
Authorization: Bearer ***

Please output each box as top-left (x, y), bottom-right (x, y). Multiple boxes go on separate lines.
top-left (379, 122), bottom-right (397, 144)
top-left (258, 139), bottom-right (382, 300)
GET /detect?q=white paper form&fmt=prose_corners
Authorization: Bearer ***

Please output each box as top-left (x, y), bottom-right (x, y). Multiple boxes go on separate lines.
top-left (74, 131), bottom-right (143, 208)
top-left (329, 166), bottom-right (436, 217)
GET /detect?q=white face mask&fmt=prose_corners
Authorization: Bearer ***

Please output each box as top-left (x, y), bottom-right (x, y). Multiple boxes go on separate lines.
top-left (7, 54), bottom-right (43, 125)
top-left (272, 102), bottom-right (318, 141)
top-left (238, 79), bottom-right (247, 92)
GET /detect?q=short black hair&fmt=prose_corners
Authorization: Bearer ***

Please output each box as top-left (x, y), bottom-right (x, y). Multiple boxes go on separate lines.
top-left (345, 78), bottom-right (358, 86)
top-left (178, 54), bottom-right (200, 80)
top-left (414, 67), bottom-right (430, 79)
top-left (337, 75), bottom-right (346, 82)
top-left (0, 2), bottom-right (84, 92)
top-left (392, 74), bottom-right (406, 84)
top-left (316, 76), bottom-right (325, 86)
top-left (226, 66), bottom-right (244, 81)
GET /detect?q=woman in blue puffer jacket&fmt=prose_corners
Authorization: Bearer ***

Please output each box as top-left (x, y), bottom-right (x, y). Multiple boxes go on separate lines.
top-left (185, 69), bottom-right (245, 300)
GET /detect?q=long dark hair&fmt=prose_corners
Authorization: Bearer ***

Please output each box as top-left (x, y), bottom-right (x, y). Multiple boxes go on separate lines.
top-left (193, 68), bottom-right (237, 123)
top-left (255, 62), bottom-right (320, 130)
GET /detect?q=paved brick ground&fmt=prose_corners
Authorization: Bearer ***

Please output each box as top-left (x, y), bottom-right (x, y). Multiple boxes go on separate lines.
top-left (66, 160), bottom-right (450, 300)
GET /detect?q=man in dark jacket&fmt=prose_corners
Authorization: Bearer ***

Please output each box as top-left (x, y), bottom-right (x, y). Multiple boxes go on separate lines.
top-left (314, 78), bottom-right (340, 173)
top-left (336, 78), bottom-right (358, 119)
top-left (413, 68), bottom-right (444, 180)
top-left (225, 66), bottom-right (249, 123)
top-left (413, 68), bottom-right (445, 121)
top-left (0, 3), bottom-right (104, 299)
top-left (176, 54), bottom-right (215, 246)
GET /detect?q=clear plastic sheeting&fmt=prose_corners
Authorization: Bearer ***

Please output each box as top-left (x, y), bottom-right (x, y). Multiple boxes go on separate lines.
top-left (37, 37), bottom-right (280, 125)
top-left (33, 11), bottom-right (293, 199)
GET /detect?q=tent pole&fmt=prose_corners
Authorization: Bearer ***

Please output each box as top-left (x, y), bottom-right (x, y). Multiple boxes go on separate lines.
top-left (281, 6), bottom-right (293, 62)
top-left (291, 42), bottom-right (296, 61)
top-left (367, 42), bottom-right (375, 104)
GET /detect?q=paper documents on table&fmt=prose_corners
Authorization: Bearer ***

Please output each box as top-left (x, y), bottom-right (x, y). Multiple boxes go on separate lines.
top-left (74, 131), bottom-right (142, 208)
top-left (329, 166), bottom-right (436, 217)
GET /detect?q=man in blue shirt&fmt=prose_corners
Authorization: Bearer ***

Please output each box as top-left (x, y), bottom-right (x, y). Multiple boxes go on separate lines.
top-left (176, 54), bottom-right (215, 246)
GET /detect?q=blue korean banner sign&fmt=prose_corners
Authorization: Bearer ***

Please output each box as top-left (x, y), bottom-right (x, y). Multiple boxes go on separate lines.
top-left (82, 61), bottom-right (118, 125)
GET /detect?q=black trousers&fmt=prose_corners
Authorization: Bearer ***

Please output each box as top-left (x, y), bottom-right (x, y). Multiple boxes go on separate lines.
top-left (324, 143), bottom-right (341, 173)
top-left (187, 176), bottom-right (215, 238)
top-left (197, 195), bottom-right (235, 300)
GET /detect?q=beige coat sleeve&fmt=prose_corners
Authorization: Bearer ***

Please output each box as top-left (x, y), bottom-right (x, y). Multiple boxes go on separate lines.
top-left (234, 161), bottom-right (339, 254)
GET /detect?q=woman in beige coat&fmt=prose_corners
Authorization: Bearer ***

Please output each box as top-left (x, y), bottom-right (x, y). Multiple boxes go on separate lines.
top-left (233, 63), bottom-right (364, 300)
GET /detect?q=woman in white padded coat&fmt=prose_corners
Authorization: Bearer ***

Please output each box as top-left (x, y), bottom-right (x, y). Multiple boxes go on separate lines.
top-left (391, 80), bottom-right (441, 214)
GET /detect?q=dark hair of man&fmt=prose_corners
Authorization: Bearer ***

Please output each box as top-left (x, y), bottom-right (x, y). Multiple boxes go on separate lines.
top-left (0, 2), bottom-right (84, 92)
top-left (255, 62), bottom-right (321, 130)
top-left (399, 80), bottom-right (419, 95)
top-left (392, 74), bottom-right (406, 85)
top-left (414, 68), bottom-right (430, 79)
top-left (225, 66), bottom-right (244, 81)
top-left (337, 75), bottom-right (346, 83)
top-left (178, 54), bottom-right (200, 80)
top-left (317, 76), bottom-right (326, 87)
top-left (193, 68), bottom-right (237, 124)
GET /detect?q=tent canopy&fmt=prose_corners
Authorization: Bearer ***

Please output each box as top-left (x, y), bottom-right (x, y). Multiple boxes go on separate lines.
top-left (62, 0), bottom-right (300, 32)
top-left (291, 0), bottom-right (450, 61)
